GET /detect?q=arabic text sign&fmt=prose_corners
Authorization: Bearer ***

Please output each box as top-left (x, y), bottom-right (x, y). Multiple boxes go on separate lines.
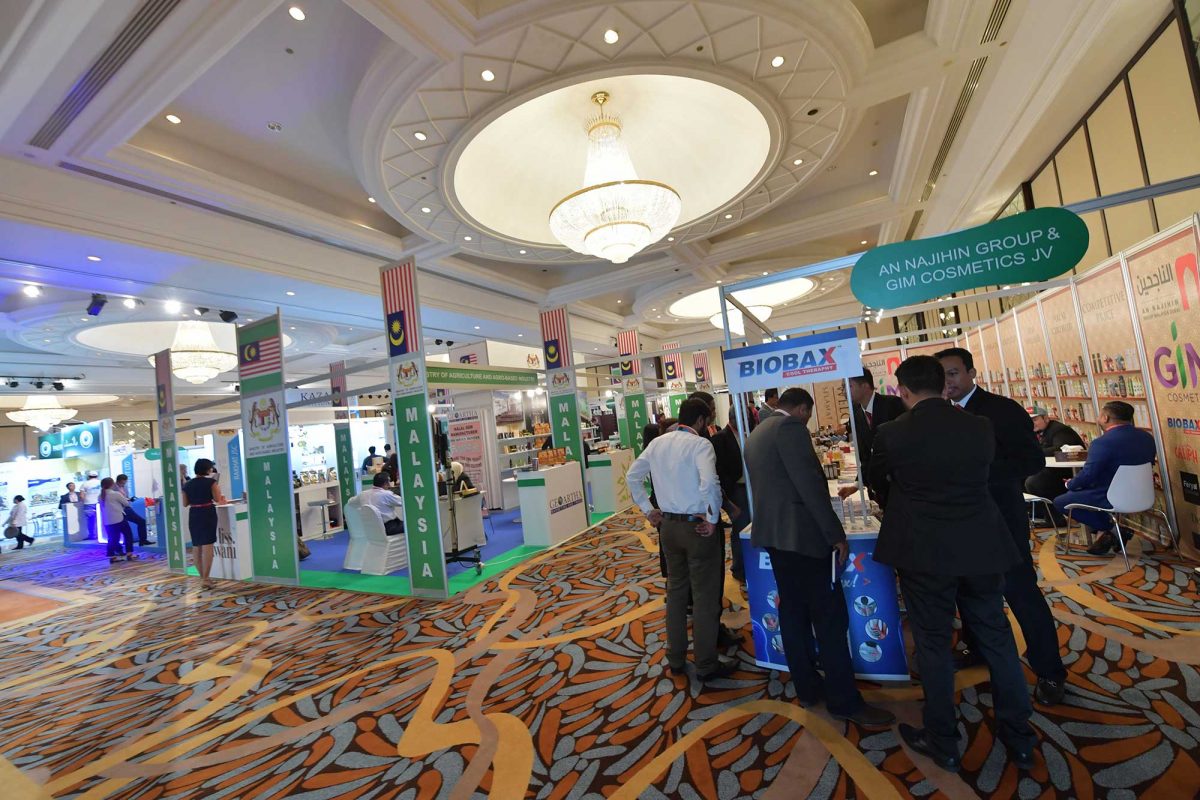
top-left (851, 207), bottom-right (1088, 308)
top-left (724, 329), bottom-right (861, 394)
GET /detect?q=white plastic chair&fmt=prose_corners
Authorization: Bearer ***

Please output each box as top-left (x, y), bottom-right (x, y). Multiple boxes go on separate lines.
top-left (1062, 463), bottom-right (1179, 570)
top-left (359, 502), bottom-right (408, 576)
top-left (1024, 493), bottom-right (1060, 536)
top-left (342, 495), bottom-right (368, 571)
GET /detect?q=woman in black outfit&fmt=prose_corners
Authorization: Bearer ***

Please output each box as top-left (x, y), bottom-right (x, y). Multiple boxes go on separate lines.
top-left (181, 458), bottom-right (227, 590)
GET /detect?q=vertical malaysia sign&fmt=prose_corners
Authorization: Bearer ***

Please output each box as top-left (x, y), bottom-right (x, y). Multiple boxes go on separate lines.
top-left (1125, 219), bottom-right (1200, 558)
top-left (237, 313), bottom-right (300, 584)
top-left (153, 350), bottom-right (186, 573)
top-left (617, 328), bottom-right (647, 455)
top-left (381, 260), bottom-right (448, 597)
top-left (540, 306), bottom-right (584, 474)
top-left (329, 361), bottom-right (357, 510)
top-left (662, 340), bottom-right (688, 416)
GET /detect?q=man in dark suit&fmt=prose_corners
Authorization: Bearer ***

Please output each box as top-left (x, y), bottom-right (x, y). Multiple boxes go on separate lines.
top-left (710, 422), bottom-right (749, 582)
top-left (744, 388), bottom-right (894, 727)
top-left (938, 347), bottom-right (1067, 705)
top-left (847, 367), bottom-right (905, 473)
top-left (1024, 406), bottom-right (1086, 523)
top-left (870, 356), bottom-right (1036, 772)
top-left (1054, 400), bottom-right (1157, 555)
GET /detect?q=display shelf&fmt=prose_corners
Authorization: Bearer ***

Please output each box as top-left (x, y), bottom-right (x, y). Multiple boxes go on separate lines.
top-left (1095, 394), bottom-right (1148, 401)
top-left (1093, 369), bottom-right (1143, 376)
top-left (1059, 395), bottom-right (1093, 401)
top-left (499, 450), bottom-right (537, 460)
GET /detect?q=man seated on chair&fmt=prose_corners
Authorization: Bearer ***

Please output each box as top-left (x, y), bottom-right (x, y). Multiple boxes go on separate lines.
top-left (1024, 406), bottom-right (1085, 525)
top-left (359, 473), bottom-right (405, 536)
top-left (1053, 400), bottom-right (1156, 556)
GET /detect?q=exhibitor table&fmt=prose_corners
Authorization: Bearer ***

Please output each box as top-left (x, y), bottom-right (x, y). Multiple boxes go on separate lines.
top-left (516, 463), bottom-right (588, 547)
top-left (586, 447), bottom-right (634, 515)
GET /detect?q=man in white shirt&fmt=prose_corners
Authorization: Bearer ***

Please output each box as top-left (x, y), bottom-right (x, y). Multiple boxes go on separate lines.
top-left (80, 471), bottom-right (102, 539)
top-left (627, 398), bottom-right (734, 682)
top-left (359, 473), bottom-right (405, 536)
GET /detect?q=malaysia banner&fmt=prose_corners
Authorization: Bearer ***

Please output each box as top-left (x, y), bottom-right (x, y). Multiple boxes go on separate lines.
top-left (724, 328), bottom-right (861, 394)
top-left (693, 350), bottom-right (712, 391)
top-left (382, 261), bottom-right (419, 355)
top-left (617, 328), bottom-right (640, 375)
top-left (540, 307), bottom-right (572, 369)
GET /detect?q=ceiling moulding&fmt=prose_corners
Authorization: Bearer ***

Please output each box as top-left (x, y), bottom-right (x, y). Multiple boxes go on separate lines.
top-left (707, 195), bottom-right (904, 262)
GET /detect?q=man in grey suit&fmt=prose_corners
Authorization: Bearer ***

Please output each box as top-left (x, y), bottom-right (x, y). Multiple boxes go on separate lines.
top-left (744, 388), bottom-right (894, 727)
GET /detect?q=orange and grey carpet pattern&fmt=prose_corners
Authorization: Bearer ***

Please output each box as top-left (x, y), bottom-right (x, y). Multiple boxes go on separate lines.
top-left (0, 511), bottom-right (1198, 798)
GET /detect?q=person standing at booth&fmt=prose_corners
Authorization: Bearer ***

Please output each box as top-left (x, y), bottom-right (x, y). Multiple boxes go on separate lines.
top-left (937, 347), bottom-right (1068, 706)
top-left (847, 367), bottom-right (905, 475)
top-left (869, 356), bottom-right (1036, 772)
top-left (116, 474), bottom-right (151, 546)
top-left (81, 470), bottom-right (102, 539)
top-left (100, 478), bottom-right (136, 563)
top-left (59, 481), bottom-right (81, 536)
top-left (744, 388), bottom-right (894, 728)
top-left (182, 458), bottom-right (227, 590)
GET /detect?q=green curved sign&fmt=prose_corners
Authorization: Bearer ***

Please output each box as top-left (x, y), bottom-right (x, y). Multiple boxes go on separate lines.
top-left (851, 207), bottom-right (1089, 308)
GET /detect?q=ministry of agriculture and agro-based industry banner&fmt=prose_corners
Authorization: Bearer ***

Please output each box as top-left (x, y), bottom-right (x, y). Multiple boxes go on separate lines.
top-left (724, 328), bottom-right (862, 395)
top-left (540, 306), bottom-right (585, 473)
top-left (851, 207), bottom-right (1089, 308)
top-left (237, 313), bottom-right (300, 585)
top-left (154, 350), bottom-right (186, 573)
top-left (381, 259), bottom-right (449, 598)
top-left (1124, 218), bottom-right (1200, 559)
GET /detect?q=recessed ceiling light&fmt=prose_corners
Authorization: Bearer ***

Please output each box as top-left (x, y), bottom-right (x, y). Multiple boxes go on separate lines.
top-left (87, 255), bottom-right (101, 262)
top-left (288, 6), bottom-right (305, 21)
top-left (604, 29), bottom-right (619, 44)
top-left (656, 315), bottom-right (662, 319)
top-left (771, 55), bottom-right (785, 68)
top-left (724, 213), bottom-right (733, 219)
top-left (43, 338), bottom-right (50, 343)
top-left (792, 158), bottom-right (804, 166)
top-left (868, 169), bottom-right (879, 176)
top-left (860, 240), bottom-right (868, 245)
top-left (420, 206), bottom-right (431, 213)
top-left (762, 271), bottom-right (769, 276)
top-left (123, 297), bottom-right (137, 309)
top-left (517, 333), bottom-right (523, 337)
top-left (22, 285), bottom-right (40, 298)
top-left (165, 114), bottom-right (181, 124)
top-left (481, 69), bottom-right (495, 82)
top-left (463, 235), bottom-right (472, 241)
top-left (651, 308), bottom-right (657, 311)
top-left (290, 326), bottom-right (296, 331)
top-left (164, 300), bottom-right (181, 313)
top-left (616, 300), bottom-right (622, 304)
top-left (80, 317), bottom-right (89, 322)
top-left (285, 290), bottom-right (296, 296)
top-left (667, 236), bottom-right (674, 242)
top-left (519, 249), bottom-right (527, 254)
top-left (368, 196), bottom-right (376, 203)
top-left (414, 131), bottom-right (427, 141)
top-left (715, 280), bottom-right (722, 284)
top-left (474, 325), bottom-right (481, 330)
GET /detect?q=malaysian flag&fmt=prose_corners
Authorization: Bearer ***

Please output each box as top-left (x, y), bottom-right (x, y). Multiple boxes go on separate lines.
top-left (239, 334), bottom-right (282, 379)
top-left (459, 353), bottom-right (478, 364)
top-left (663, 352), bottom-right (684, 381)
top-left (693, 350), bottom-right (711, 384)
top-left (617, 328), bottom-right (640, 374)
top-left (381, 261), bottom-right (419, 357)
top-left (539, 307), bottom-right (572, 369)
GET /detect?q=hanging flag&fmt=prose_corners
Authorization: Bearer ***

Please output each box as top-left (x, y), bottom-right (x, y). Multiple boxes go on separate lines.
top-left (540, 307), bottom-right (573, 369)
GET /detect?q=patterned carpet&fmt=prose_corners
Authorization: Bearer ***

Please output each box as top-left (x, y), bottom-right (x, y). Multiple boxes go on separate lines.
top-left (0, 510), bottom-right (1198, 799)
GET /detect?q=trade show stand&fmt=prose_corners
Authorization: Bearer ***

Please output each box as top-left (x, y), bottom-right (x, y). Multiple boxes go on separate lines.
top-left (213, 503), bottom-right (253, 580)
top-left (517, 463), bottom-right (588, 547)
top-left (586, 447), bottom-right (634, 515)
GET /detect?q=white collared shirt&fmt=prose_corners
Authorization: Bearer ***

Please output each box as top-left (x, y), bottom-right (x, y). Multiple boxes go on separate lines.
top-left (955, 384), bottom-right (979, 408)
top-left (360, 486), bottom-right (404, 521)
top-left (626, 427), bottom-right (722, 524)
top-left (862, 393), bottom-right (877, 416)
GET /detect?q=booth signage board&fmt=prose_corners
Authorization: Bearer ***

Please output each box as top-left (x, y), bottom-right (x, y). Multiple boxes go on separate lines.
top-left (724, 329), bottom-right (862, 395)
top-left (447, 411), bottom-right (486, 491)
top-left (425, 363), bottom-right (540, 389)
top-left (154, 351), bottom-right (186, 572)
top-left (621, 376), bottom-right (647, 456)
top-left (1125, 220), bottom-right (1200, 557)
top-left (227, 434), bottom-right (245, 500)
top-left (739, 531), bottom-right (909, 680)
top-left (237, 315), bottom-right (300, 585)
top-left (547, 369), bottom-right (585, 469)
top-left (329, 361), bottom-right (356, 510)
top-left (851, 208), bottom-right (1089, 308)
top-left (37, 421), bottom-right (107, 460)
top-left (381, 260), bottom-right (449, 597)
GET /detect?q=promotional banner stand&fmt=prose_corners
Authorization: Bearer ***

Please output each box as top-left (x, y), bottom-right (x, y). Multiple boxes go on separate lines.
top-left (153, 350), bottom-right (187, 573)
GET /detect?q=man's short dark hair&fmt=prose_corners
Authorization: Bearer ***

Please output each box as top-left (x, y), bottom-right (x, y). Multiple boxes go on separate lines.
top-left (384, 444), bottom-right (392, 452)
top-left (116, 474), bottom-right (128, 482)
top-left (688, 390), bottom-right (716, 410)
top-left (372, 472), bottom-right (391, 488)
top-left (678, 398), bottom-right (710, 428)
top-left (764, 387), bottom-right (779, 401)
top-left (777, 387), bottom-right (814, 410)
top-left (935, 346), bottom-right (975, 372)
top-left (895, 355), bottom-right (945, 395)
top-left (368, 446), bottom-right (376, 454)
top-left (1102, 400), bottom-right (1135, 422)
top-left (848, 367), bottom-right (875, 388)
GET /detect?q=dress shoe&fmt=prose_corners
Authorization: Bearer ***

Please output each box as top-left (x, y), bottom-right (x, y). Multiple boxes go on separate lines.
top-left (833, 703), bottom-right (896, 728)
top-left (1035, 677), bottom-right (1066, 705)
top-left (667, 662), bottom-right (687, 676)
top-left (697, 657), bottom-right (738, 682)
top-left (717, 625), bottom-right (741, 648)
top-left (952, 648), bottom-right (983, 671)
top-left (1087, 532), bottom-right (1117, 555)
top-left (899, 723), bottom-right (960, 772)
top-left (1009, 747), bottom-right (1036, 771)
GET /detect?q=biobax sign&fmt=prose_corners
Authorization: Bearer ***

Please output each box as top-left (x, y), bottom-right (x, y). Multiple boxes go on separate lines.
top-left (724, 328), bottom-right (861, 395)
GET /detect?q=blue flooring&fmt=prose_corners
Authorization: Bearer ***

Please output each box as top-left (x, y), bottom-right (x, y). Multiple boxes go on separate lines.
top-left (300, 507), bottom-right (526, 579)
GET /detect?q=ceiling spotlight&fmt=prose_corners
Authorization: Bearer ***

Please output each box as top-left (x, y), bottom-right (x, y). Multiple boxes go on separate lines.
top-left (122, 297), bottom-right (137, 309)
top-left (86, 293), bottom-right (108, 316)
top-left (724, 213), bottom-right (733, 219)
top-left (445, 340), bottom-right (454, 347)
top-left (762, 271), bottom-right (769, 276)
top-left (285, 290), bottom-right (296, 296)
top-left (288, 6), bottom-right (305, 21)
top-left (474, 325), bottom-right (481, 330)
top-left (517, 333), bottom-right (523, 337)
top-left (86, 255), bottom-right (101, 262)
top-left (771, 55), bottom-right (785, 68)
top-left (52, 381), bottom-right (64, 391)
top-left (435, 338), bottom-right (443, 345)
top-left (219, 310), bottom-right (238, 323)
top-left (792, 158), bottom-right (804, 166)
top-left (603, 29), bottom-right (619, 44)
top-left (193, 306), bottom-right (209, 316)
top-left (860, 240), bottom-right (868, 245)
top-left (518, 249), bottom-right (527, 254)
top-left (164, 300), bottom-right (182, 313)
top-left (33, 380), bottom-right (44, 389)
top-left (267, 121), bottom-right (283, 131)
top-left (22, 285), bottom-right (41, 298)
top-left (481, 69), bottom-right (495, 82)
top-left (868, 169), bottom-right (879, 176)
top-left (165, 114), bottom-right (181, 124)
top-left (421, 206), bottom-right (431, 213)
top-left (368, 196), bottom-right (376, 203)
top-left (667, 236), bottom-right (674, 242)
top-left (463, 235), bottom-right (472, 241)
top-left (414, 131), bottom-right (427, 141)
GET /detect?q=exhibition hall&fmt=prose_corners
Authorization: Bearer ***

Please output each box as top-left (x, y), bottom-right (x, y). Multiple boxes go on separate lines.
top-left (1, 1), bottom-right (1199, 797)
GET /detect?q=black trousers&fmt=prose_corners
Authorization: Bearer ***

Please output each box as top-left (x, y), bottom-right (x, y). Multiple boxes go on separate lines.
top-left (767, 547), bottom-right (863, 715)
top-left (1024, 470), bottom-right (1071, 520)
top-left (724, 484), bottom-right (750, 580)
top-left (9, 526), bottom-right (34, 548)
top-left (962, 487), bottom-right (1066, 682)
top-left (661, 518), bottom-right (723, 674)
top-left (125, 507), bottom-right (149, 544)
top-left (900, 570), bottom-right (1037, 758)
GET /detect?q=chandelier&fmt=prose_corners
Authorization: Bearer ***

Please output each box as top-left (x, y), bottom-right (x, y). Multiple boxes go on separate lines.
top-left (167, 321), bottom-right (238, 384)
top-left (710, 306), bottom-right (773, 337)
top-left (549, 91), bottom-right (682, 264)
top-left (6, 395), bottom-right (78, 431)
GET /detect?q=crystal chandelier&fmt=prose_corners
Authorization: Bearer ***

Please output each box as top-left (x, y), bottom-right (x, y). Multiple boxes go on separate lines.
top-left (549, 91), bottom-right (682, 264)
top-left (168, 321), bottom-right (238, 384)
top-left (710, 306), bottom-right (773, 336)
top-left (6, 395), bottom-right (78, 431)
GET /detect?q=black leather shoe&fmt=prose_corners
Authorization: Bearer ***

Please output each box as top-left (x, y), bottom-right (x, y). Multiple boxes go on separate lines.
top-left (1087, 533), bottom-right (1117, 556)
top-left (1009, 747), bottom-right (1036, 771)
top-left (899, 723), bottom-right (960, 772)
top-left (667, 663), bottom-right (687, 676)
top-left (697, 658), bottom-right (738, 682)
top-left (834, 704), bottom-right (896, 728)
top-left (952, 648), bottom-right (983, 672)
top-left (1036, 677), bottom-right (1066, 705)
top-left (717, 625), bottom-right (741, 648)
